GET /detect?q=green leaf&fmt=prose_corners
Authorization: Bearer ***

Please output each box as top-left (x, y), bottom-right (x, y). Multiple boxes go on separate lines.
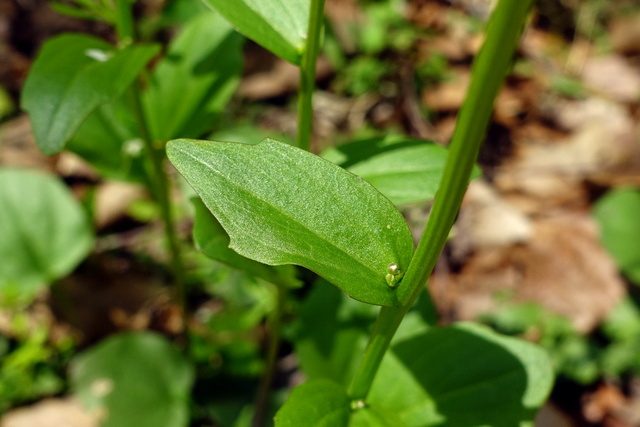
top-left (143, 13), bottom-right (243, 141)
top-left (279, 323), bottom-right (552, 427)
top-left (366, 322), bottom-right (554, 427)
top-left (70, 332), bottom-right (193, 427)
top-left (21, 34), bottom-right (159, 154)
top-left (66, 96), bottom-right (147, 182)
top-left (168, 138), bottom-right (414, 306)
top-left (322, 136), bottom-right (478, 206)
top-left (192, 197), bottom-right (301, 288)
top-left (0, 168), bottom-right (94, 303)
top-left (291, 282), bottom-right (435, 387)
top-left (274, 379), bottom-right (351, 427)
top-left (201, 0), bottom-right (309, 65)
top-left (592, 188), bottom-right (640, 284)
top-left (290, 282), bottom-right (376, 385)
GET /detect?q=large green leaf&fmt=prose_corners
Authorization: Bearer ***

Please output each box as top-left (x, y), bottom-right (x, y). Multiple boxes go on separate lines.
top-left (21, 34), bottom-right (159, 154)
top-left (70, 332), bottom-right (194, 427)
top-left (143, 13), bottom-right (243, 142)
top-left (192, 197), bottom-right (301, 288)
top-left (593, 188), bottom-right (640, 285)
top-left (201, 0), bottom-right (309, 65)
top-left (322, 136), bottom-right (479, 206)
top-left (0, 168), bottom-right (94, 302)
top-left (277, 323), bottom-right (553, 427)
top-left (167, 138), bottom-right (414, 306)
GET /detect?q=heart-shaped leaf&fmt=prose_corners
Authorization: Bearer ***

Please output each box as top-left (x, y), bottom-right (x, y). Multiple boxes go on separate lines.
top-left (21, 34), bottom-right (159, 154)
top-left (167, 138), bottom-right (414, 306)
top-left (202, 0), bottom-right (309, 65)
top-left (0, 168), bottom-right (94, 303)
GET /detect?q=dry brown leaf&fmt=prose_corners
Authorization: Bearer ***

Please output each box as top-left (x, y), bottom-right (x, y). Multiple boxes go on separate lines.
top-left (93, 181), bottom-right (146, 230)
top-left (0, 115), bottom-right (53, 171)
top-left (0, 398), bottom-right (97, 427)
top-left (581, 55), bottom-right (640, 103)
top-left (422, 68), bottom-right (470, 111)
top-left (583, 383), bottom-right (627, 424)
top-left (432, 214), bottom-right (625, 333)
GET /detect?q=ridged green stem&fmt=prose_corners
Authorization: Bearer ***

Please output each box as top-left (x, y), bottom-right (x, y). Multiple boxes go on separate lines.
top-left (296, 0), bottom-right (326, 151)
top-left (348, 0), bottom-right (534, 401)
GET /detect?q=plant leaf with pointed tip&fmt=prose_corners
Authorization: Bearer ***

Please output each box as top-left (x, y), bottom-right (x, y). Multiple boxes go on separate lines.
top-left (21, 34), bottom-right (159, 154)
top-left (167, 138), bottom-right (414, 306)
top-left (201, 0), bottom-right (309, 65)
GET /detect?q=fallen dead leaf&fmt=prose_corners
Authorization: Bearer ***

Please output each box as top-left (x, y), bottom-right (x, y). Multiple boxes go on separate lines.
top-left (0, 398), bottom-right (97, 427)
top-left (581, 55), bottom-right (640, 103)
top-left (583, 383), bottom-right (627, 424)
top-left (0, 115), bottom-right (53, 171)
top-left (432, 213), bottom-right (625, 333)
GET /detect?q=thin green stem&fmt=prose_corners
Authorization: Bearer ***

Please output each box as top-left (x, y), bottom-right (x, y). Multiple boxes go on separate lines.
top-left (114, 0), bottom-right (188, 333)
top-left (130, 83), bottom-right (188, 331)
top-left (296, 0), bottom-right (326, 151)
top-left (347, 0), bottom-right (534, 401)
top-left (114, 0), bottom-right (134, 43)
top-left (252, 285), bottom-right (286, 427)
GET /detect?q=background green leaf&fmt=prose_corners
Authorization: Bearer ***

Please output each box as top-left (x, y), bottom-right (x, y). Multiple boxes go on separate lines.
top-left (276, 322), bottom-right (553, 427)
top-left (201, 0), bottom-right (309, 65)
top-left (0, 168), bottom-right (94, 303)
top-left (289, 281), bottom-right (435, 386)
top-left (289, 282), bottom-right (376, 385)
top-left (274, 379), bottom-right (351, 427)
top-left (21, 34), bottom-right (159, 154)
top-left (66, 96), bottom-right (147, 182)
top-left (592, 187), bottom-right (640, 285)
top-left (367, 322), bottom-right (554, 427)
top-left (143, 13), bottom-right (243, 142)
top-left (168, 138), bottom-right (414, 306)
top-left (70, 332), bottom-right (194, 427)
top-left (322, 136), bottom-right (480, 206)
top-left (192, 197), bottom-right (301, 288)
